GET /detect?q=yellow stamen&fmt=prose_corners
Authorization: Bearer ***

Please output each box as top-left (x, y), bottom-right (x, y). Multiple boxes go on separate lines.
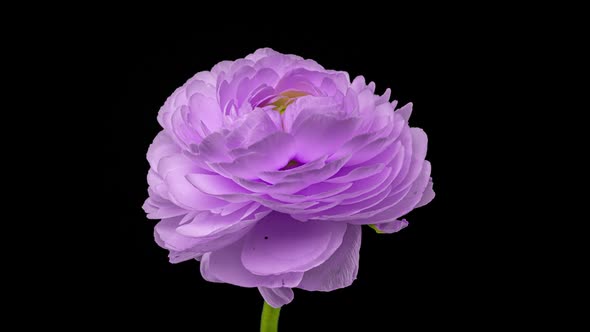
top-left (269, 90), bottom-right (309, 114)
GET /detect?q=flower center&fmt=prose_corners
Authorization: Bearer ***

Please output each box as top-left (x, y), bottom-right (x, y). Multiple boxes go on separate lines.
top-left (269, 90), bottom-right (309, 114)
top-left (280, 159), bottom-right (302, 170)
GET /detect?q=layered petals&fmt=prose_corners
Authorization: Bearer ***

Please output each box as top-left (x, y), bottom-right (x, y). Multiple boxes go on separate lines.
top-left (143, 48), bottom-right (434, 305)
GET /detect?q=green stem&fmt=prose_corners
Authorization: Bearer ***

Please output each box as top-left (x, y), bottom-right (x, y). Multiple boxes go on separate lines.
top-left (260, 301), bottom-right (281, 332)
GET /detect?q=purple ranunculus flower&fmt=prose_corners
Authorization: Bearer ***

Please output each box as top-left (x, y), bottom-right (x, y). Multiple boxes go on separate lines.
top-left (143, 48), bottom-right (434, 308)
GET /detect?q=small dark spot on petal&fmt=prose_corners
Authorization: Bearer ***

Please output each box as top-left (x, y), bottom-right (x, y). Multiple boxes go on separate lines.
top-left (264, 236), bottom-right (268, 240)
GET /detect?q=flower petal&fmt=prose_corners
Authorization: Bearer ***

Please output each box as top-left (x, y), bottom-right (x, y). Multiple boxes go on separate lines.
top-left (147, 131), bottom-right (180, 170)
top-left (155, 208), bottom-right (271, 263)
top-left (258, 155), bottom-right (328, 184)
top-left (325, 163), bottom-right (385, 184)
top-left (390, 127), bottom-right (428, 193)
top-left (186, 173), bottom-right (251, 195)
top-left (319, 166), bottom-right (394, 204)
top-left (236, 68), bottom-right (280, 107)
top-left (415, 178), bottom-right (435, 208)
top-left (143, 196), bottom-right (185, 219)
top-left (167, 250), bottom-right (203, 264)
top-left (258, 287), bottom-right (294, 308)
top-left (278, 155), bottom-right (351, 186)
top-left (241, 212), bottom-right (347, 275)
top-left (165, 169), bottom-right (227, 210)
top-left (200, 239), bottom-right (304, 288)
top-left (212, 132), bottom-right (296, 179)
top-left (176, 203), bottom-right (263, 238)
top-left (269, 182), bottom-right (353, 204)
top-left (313, 187), bottom-right (392, 220)
top-left (188, 92), bottom-right (223, 135)
top-left (395, 102), bottom-right (413, 121)
top-left (298, 224), bottom-right (361, 291)
top-left (292, 114), bottom-right (360, 162)
top-left (347, 161), bottom-right (432, 224)
top-left (154, 216), bottom-right (202, 252)
top-left (374, 219), bottom-right (409, 234)
top-left (224, 108), bottom-right (281, 149)
top-left (232, 155), bottom-right (350, 195)
top-left (379, 160), bottom-right (432, 219)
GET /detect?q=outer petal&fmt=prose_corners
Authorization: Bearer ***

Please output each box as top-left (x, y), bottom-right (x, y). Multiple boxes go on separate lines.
top-left (298, 224), bottom-right (361, 291)
top-left (188, 92), bottom-right (223, 135)
top-left (147, 131), bottom-right (180, 170)
top-left (374, 219), bottom-right (409, 234)
top-left (241, 212), bottom-right (347, 275)
top-left (375, 160), bottom-right (432, 221)
top-left (143, 196), bottom-right (185, 219)
top-left (154, 208), bottom-right (271, 263)
top-left (415, 178), bottom-right (435, 208)
top-left (395, 102), bottom-right (413, 121)
top-left (165, 169), bottom-right (227, 210)
top-left (157, 153), bottom-right (228, 211)
top-left (154, 216), bottom-right (201, 252)
top-left (200, 239), bottom-right (304, 288)
top-left (258, 287), bottom-right (294, 308)
top-left (186, 173), bottom-right (251, 196)
top-left (176, 203), bottom-right (262, 237)
top-left (347, 161), bottom-right (432, 224)
top-left (390, 128), bottom-right (428, 193)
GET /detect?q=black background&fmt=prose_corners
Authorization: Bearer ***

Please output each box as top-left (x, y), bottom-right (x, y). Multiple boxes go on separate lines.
top-left (97, 26), bottom-right (501, 331)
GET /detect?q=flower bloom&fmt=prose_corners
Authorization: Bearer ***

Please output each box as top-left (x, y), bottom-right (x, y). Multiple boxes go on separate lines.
top-left (143, 48), bottom-right (434, 307)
